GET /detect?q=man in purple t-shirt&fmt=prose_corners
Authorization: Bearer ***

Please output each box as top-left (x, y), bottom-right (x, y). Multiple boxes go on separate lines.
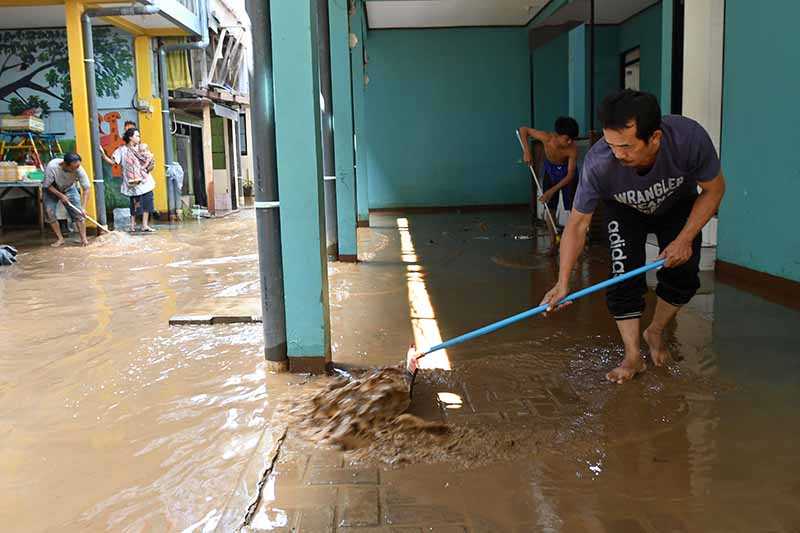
top-left (540, 90), bottom-right (726, 384)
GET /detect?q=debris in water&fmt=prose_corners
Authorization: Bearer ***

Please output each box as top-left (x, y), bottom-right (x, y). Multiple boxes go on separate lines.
top-left (283, 366), bottom-right (448, 451)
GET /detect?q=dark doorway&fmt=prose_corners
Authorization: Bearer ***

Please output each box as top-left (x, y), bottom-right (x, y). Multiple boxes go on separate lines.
top-left (227, 120), bottom-right (238, 211)
top-left (621, 47), bottom-right (641, 90)
top-left (191, 128), bottom-right (207, 207)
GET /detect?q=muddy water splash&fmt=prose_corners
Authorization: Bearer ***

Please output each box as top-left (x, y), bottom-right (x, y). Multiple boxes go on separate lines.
top-left (279, 366), bottom-right (551, 469)
top-left (282, 367), bottom-right (445, 449)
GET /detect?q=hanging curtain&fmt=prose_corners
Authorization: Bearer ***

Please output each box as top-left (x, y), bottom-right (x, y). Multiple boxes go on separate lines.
top-left (164, 38), bottom-right (193, 90)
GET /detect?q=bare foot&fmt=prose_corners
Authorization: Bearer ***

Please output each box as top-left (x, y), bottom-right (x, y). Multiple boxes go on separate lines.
top-left (643, 327), bottom-right (670, 367)
top-left (605, 358), bottom-right (646, 384)
top-left (50, 239), bottom-right (64, 248)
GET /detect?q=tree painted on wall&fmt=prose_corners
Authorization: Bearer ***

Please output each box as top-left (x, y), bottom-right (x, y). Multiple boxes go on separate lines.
top-left (0, 28), bottom-right (133, 114)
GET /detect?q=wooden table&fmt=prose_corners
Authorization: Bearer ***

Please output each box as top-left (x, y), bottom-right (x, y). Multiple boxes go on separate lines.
top-left (0, 180), bottom-right (44, 233)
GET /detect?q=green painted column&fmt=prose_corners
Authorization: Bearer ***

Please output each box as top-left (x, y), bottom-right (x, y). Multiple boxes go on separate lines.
top-left (270, 0), bottom-right (331, 367)
top-left (568, 24), bottom-right (588, 134)
top-left (328, 0), bottom-right (358, 259)
top-left (660, 0), bottom-right (673, 112)
top-left (351, 0), bottom-right (370, 226)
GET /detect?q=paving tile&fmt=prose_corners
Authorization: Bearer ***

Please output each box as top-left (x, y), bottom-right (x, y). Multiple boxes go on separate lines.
top-left (247, 506), bottom-right (297, 532)
top-left (384, 505), bottom-right (464, 526)
top-left (308, 449), bottom-right (344, 468)
top-left (530, 403), bottom-right (558, 418)
top-left (297, 505), bottom-right (334, 532)
top-left (493, 400), bottom-right (532, 419)
top-left (270, 461), bottom-right (307, 486)
top-left (443, 412), bottom-right (503, 426)
top-left (272, 485), bottom-right (337, 508)
top-left (383, 487), bottom-right (420, 506)
top-left (305, 466), bottom-right (379, 485)
top-left (339, 487), bottom-right (380, 527)
top-left (546, 385), bottom-right (580, 406)
top-left (491, 389), bottom-right (530, 402)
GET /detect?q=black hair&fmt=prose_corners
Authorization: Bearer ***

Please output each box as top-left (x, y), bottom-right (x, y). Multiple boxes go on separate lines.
top-left (554, 116), bottom-right (579, 140)
top-left (122, 128), bottom-right (139, 145)
top-left (63, 152), bottom-right (82, 164)
top-left (124, 120), bottom-right (136, 129)
top-left (598, 89), bottom-right (661, 141)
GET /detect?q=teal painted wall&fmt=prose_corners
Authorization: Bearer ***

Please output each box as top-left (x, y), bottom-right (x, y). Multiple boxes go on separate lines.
top-left (568, 25), bottom-right (588, 133)
top-left (719, 1), bottom-right (800, 282)
top-left (593, 26), bottom-right (620, 121)
top-left (364, 28), bottom-right (530, 208)
top-left (618, 4), bottom-right (663, 101)
top-left (532, 32), bottom-right (569, 130)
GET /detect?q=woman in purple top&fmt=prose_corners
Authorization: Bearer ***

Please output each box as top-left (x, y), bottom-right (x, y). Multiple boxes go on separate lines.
top-left (540, 90), bottom-right (726, 385)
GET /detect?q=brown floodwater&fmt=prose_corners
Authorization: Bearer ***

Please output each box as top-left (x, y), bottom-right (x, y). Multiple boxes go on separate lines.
top-left (0, 215), bottom-right (298, 532)
top-left (2, 209), bottom-right (800, 532)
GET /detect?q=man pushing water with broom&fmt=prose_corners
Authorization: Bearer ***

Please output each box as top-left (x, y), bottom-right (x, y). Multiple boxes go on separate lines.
top-left (405, 90), bottom-right (725, 392)
top-left (540, 89), bottom-right (726, 384)
top-left (43, 153), bottom-right (91, 247)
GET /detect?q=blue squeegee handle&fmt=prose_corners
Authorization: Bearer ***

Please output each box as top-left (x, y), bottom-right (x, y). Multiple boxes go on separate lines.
top-left (420, 259), bottom-right (666, 357)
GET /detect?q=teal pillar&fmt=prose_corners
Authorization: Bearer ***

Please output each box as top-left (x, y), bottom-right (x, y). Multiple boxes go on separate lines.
top-left (568, 24), bottom-right (588, 134)
top-left (270, 0), bottom-right (331, 367)
top-left (351, 0), bottom-right (370, 227)
top-left (328, 0), bottom-right (357, 259)
top-left (660, 0), bottom-right (674, 112)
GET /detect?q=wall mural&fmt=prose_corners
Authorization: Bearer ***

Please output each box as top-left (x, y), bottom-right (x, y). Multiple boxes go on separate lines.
top-left (99, 111), bottom-right (125, 177)
top-left (0, 26), bottom-right (137, 141)
top-left (0, 27), bottom-right (137, 210)
top-left (0, 27), bottom-right (133, 115)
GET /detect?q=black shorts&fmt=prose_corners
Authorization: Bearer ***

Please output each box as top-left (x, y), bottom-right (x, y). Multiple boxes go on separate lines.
top-left (603, 194), bottom-right (701, 320)
top-left (130, 191), bottom-right (154, 216)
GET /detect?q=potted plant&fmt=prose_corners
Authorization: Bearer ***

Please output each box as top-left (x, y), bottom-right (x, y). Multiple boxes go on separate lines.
top-left (242, 174), bottom-right (254, 197)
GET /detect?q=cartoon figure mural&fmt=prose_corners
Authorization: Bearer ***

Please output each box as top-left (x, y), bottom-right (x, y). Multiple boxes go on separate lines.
top-left (99, 111), bottom-right (124, 178)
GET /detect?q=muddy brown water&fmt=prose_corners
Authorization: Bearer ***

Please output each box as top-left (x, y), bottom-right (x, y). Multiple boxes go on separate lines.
top-left (2, 209), bottom-right (800, 532)
top-left (0, 219), bottom-right (274, 531)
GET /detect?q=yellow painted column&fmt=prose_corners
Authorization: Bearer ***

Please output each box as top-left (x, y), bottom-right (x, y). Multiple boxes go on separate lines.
top-left (64, 0), bottom-right (98, 222)
top-left (134, 36), bottom-right (168, 212)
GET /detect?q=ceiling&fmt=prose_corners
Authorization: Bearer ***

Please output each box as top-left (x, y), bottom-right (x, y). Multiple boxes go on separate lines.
top-left (533, 0), bottom-right (659, 27)
top-left (0, 6), bottom-right (67, 29)
top-left (366, 0), bottom-right (659, 30)
top-left (0, 4), bottom-right (180, 31)
top-left (365, 0), bottom-right (550, 29)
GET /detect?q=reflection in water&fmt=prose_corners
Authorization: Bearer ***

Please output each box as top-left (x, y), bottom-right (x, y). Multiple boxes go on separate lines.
top-left (397, 217), bottom-right (450, 370)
